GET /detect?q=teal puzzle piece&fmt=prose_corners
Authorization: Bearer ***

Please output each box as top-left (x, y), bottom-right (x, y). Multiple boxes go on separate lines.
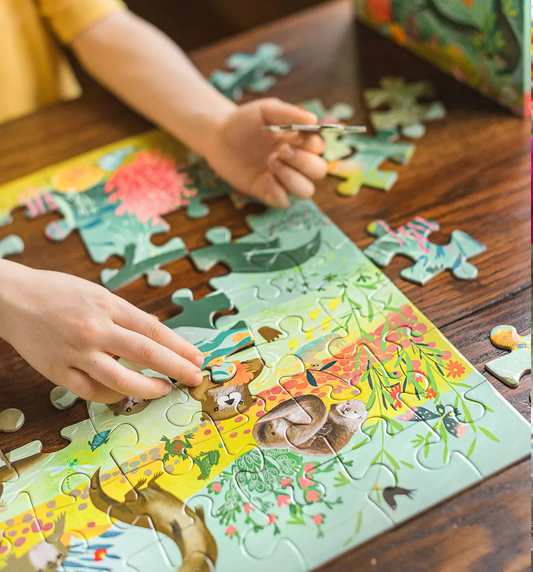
top-left (364, 217), bottom-right (486, 285)
top-left (210, 43), bottom-right (291, 101)
top-left (0, 235), bottom-right (24, 259)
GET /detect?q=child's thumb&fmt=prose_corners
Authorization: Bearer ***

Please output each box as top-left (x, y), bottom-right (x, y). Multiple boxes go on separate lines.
top-left (260, 98), bottom-right (317, 127)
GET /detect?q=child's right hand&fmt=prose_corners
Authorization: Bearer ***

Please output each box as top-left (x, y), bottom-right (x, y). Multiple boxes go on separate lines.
top-left (0, 261), bottom-right (204, 404)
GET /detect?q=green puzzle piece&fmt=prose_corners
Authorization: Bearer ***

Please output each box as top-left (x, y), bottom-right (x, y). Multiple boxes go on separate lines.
top-left (300, 99), bottom-right (355, 122)
top-left (165, 288), bottom-right (234, 330)
top-left (486, 325), bottom-right (531, 388)
top-left (0, 235), bottom-right (24, 259)
top-left (329, 152), bottom-right (399, 196)
top-left (364, 217), bottom-right (486, 285)
top-left (364, 77), bottom-right (447, 139)
top-left (209, 43), bottom-right (291, 101)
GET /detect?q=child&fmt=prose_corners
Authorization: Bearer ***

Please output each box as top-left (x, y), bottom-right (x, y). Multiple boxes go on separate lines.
top-left (0, 2), bottom-right (328, 404)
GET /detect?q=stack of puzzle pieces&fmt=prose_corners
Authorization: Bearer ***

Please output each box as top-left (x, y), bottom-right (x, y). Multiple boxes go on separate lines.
top-left (0, 149), bottom-right (528, 571)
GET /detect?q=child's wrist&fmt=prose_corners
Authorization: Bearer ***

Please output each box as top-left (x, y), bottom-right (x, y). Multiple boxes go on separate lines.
top-left (0, 260), bottom-right (27, 343)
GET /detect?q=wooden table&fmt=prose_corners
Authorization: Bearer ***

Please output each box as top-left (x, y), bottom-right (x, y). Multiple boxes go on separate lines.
top-left (0, 1), bottom-right (530, 570)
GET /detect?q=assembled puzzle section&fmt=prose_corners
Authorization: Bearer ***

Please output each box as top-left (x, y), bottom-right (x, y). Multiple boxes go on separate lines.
top-left (0, 197), bottom-right (528, 572)
top-left (356, 0), bottom-right (531, 117)
top-left (0, 235), bottom-right (24, 259)
top-left (0, 130), bottom-right (239, 291)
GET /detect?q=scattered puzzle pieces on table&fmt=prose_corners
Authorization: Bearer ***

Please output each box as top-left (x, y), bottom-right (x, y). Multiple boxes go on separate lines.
top-left (486, 325), bottom-right (531, 388)
top-left (364, 216), bottom-right (486, 285)
top-left (0, 408), bottom-right (25, 433)
top-left (364, 77), bottom-right (447, 138)
top-left (210, 43), bottom-right (291, 101)
top-left (0, 235), bottom-right (24, 259)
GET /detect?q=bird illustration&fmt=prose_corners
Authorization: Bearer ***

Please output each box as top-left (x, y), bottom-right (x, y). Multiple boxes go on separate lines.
top-left (398, 404), bottom-right (468, 438)
top-left (382, 487), bottom-right (416, 512)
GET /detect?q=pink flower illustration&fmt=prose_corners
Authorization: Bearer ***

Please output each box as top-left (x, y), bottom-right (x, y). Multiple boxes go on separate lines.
top-left (104, 151), bottom-right (194, 225)
top-left (312, 514), bottom-right (324, 527)
top-left (209, 482), bottom-right (222, 494)
top-left (243, 504), bottom-right (254, 515)
top-left (277, 495), bottom-right (291, 508)
top-left (298, 475), bottom-right (314, 489)
top-left (306, 490), bottom-right (321, 503)
top-left (303, 463), bottom-right (317, 475)
top-left (225, 526), bottom-right (238, 538)
top-left (266, 514), bottom-right (278, 525)
top-left (281, 478), bottom-right (293, 488)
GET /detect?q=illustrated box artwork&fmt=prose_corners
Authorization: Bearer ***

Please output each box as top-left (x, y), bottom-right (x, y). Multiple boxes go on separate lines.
top-left (355, 0), bottom-right (532, 117)
top-left (0, 132), bottom-right (529, 572)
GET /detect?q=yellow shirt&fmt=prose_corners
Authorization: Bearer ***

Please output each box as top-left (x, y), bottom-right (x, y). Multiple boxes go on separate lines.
top-left (0, 0), bottom-right (126, 124)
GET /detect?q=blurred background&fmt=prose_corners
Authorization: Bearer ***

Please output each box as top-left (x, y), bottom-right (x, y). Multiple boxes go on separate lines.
top-left (124, 0), bottom-right (325, 50)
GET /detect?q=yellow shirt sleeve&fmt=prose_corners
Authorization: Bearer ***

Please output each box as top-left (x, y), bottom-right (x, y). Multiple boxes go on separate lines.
top-left (38, 0), bottom-right (127, 44)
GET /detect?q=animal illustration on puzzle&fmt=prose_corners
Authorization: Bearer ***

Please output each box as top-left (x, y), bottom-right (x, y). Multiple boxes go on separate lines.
top-left (0, 191), bottom-right (528, 571)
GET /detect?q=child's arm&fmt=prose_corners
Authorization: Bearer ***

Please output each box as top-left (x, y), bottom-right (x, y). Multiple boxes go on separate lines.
top-left (70, 11), bottom-right (327, 208)
top-left (0, 260), bottom-right (204, 403)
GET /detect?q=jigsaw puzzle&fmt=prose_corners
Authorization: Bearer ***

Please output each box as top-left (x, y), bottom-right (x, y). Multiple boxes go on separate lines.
top-left (364, 77), bottom-right (447, 138)
top-left (364, 216), bottom-right (487, 285)
top-left (209, 43), bottom-right (291, 101)
top-left (1, 181), bottom-right (528, 572)
top-left (0, 236), bottom-right (24, 260)
top-left (0, 131), bottom-right (240, 291)
top-left (485, 325), bottom-right (531, 387)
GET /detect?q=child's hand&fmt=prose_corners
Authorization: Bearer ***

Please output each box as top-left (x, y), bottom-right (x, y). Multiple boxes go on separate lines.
top-left (204, 98), bottom-right (328, 208)
top-left (0, 262), bottom-right (204, 404)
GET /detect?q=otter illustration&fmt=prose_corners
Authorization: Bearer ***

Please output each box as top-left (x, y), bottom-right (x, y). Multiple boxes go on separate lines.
top-left (106, 396), bottom-right (151, 417)
top-left (90, 469), bottom-right (217, 572)
top-left (189, 358), bottom-right (263, 422)
top-left (4, 512), bottom-right (68, 571)
top-left (253, 394), bottom-right (368, 457)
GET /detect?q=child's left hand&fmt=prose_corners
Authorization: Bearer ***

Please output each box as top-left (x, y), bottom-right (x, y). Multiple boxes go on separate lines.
top-left (204, 98), bottom-right (328, 209)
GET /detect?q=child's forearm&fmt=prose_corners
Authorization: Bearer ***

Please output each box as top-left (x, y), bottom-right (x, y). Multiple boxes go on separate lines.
top-left (71, 11), bottom-right (236, 158)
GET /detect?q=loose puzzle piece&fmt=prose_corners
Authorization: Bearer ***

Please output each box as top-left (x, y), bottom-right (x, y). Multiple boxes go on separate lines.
top-left (0, 408), bottom-right (25, 433)
top-left (364, 77), bottom-right (447, 138)
top-left (486, 325), bottom-right (531, 388)
top-left (328, 152), bottom-right (399, 196)
top-left (364, 216), bottom-right (487, 285)
top-left (0, 235), bottom-right (24, 259)
top-left (210, 43), bottom-right (291, 101)
top-left (300, 99), bottom-right (355, 123)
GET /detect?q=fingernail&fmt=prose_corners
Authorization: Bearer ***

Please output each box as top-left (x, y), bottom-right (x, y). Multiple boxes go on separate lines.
top-left (194, 354), bottom-right (204, 367)
top-left (193, 372), bottom-right (203, 386)
top-left (280, 145), bottom-right (295, 161)
top-left (162, 383), bottom-right (172, 396)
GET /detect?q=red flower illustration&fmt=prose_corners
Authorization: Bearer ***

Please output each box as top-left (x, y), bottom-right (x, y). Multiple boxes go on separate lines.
top-left (243, 504), bottom-right (254, 515)
top-left (229, 361), bottom-right (256, 387)
top-left (94, 548), bottom-right (107, 561)
top-left (277, 495), bottom-right (291, 508)
top-left (312, 514), bottom-right (324, 527)
top-left (298, 475), bottom-right (314, 490)
top-left (266, 514), bottom-right (278, 525)
top-left (281, 478), bottom-right (293, 488)
top-left (225, 526), bottom-right (238, 538)
top-left (209, 482), bottom-right (222, 494)
top-left (445, 360), bottom-right (466, 379)
top-left (390, 383), bottom-right (402, 409)
top-left (306, 490), bottom-right (321, 503)
top-left (425, 388), bottom-right (437, 399)
top-left (104, 151), bottom-right (194, 225)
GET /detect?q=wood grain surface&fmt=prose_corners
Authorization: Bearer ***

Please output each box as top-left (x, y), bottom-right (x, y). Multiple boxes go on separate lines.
top-left (0, 2), bottom-right (530, 571)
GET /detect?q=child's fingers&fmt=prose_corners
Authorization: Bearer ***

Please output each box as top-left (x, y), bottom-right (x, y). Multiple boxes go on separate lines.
top-left (292, 134), bottom-right (327, 155)
top-left (113, 301), bottom-right (203, 367)
top-left (108, 327), bottom-right (203, 387)
top-left (278, 145), bottom-right (328, 181)
top-left (260, 98), bottom-right (318, 127)
top-left (85, 354), bottom-right (172, 400)
top-left (268, 155), bottom-right (315, 200)
top-left (252, 173), bottom-right (291, 209)
top-left (60, 368), bottom-right (126, 404)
